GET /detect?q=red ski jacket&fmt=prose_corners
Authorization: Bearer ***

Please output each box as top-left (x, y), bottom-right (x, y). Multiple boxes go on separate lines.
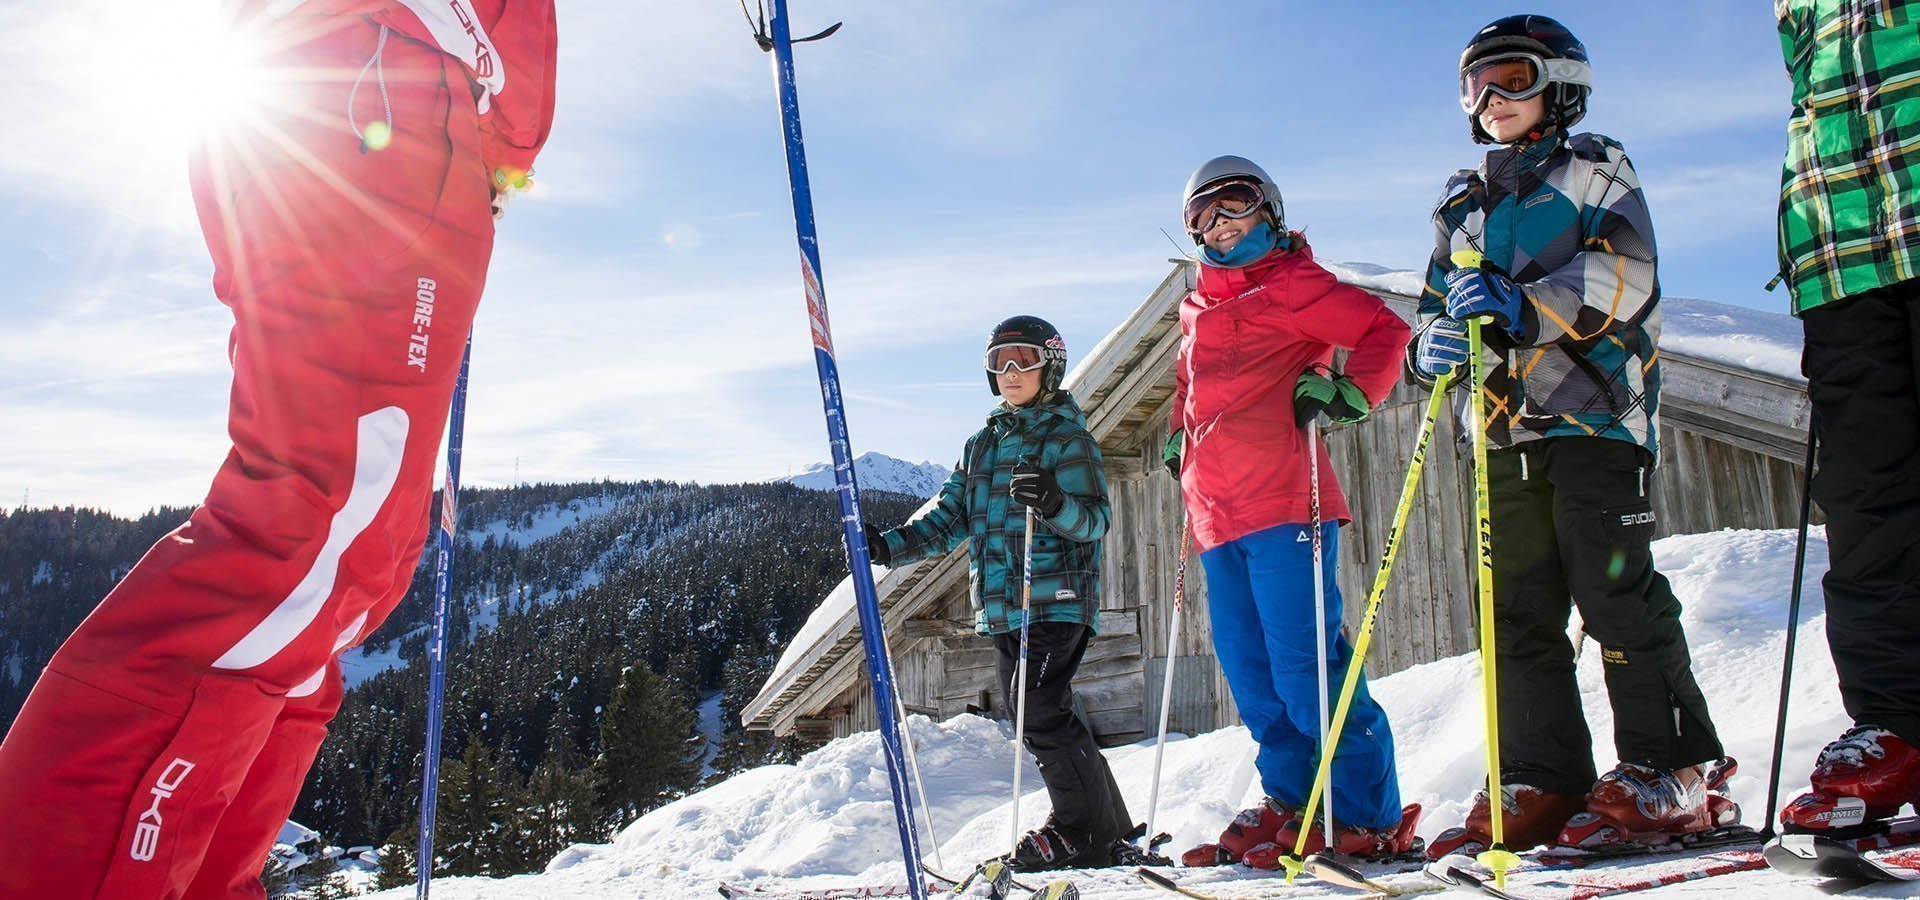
top-left (1171, 244), bottom-right (1411, 552)
top-left (226, 0), bottom-right (557, 183)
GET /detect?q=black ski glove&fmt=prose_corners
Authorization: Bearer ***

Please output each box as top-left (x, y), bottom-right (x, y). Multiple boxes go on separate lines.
top-left (1009, 461), bottom-right (1066, 518)
top-left (862, 521), bottom-right (892, 567)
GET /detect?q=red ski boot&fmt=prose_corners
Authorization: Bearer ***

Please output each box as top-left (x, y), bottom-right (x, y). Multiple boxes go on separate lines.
top-left (1241, 804), bottom-right (1424, 868)
top-left (1555, 757), bottom-right (1743, 849)
top-left (1180, 797), bottom-right (1300, 866)
top-left (1782, 725), bottom-right (1920, 834)
top-left (1425, 784), bottom-right (1586, 860)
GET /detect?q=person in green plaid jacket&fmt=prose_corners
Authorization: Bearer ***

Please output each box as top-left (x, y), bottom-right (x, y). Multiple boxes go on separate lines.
top-left (1775, 0), bottom-right (1920, 834)
top-left (863, 315), bottom-right (1133, 870)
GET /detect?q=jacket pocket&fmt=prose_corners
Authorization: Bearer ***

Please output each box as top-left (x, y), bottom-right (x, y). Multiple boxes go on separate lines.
top-left (1517, 347), bottom-right (1627, 419)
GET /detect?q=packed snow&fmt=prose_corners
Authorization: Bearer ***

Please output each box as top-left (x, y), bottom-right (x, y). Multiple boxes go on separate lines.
top-left (364, 525), bottom-right (1898, 898)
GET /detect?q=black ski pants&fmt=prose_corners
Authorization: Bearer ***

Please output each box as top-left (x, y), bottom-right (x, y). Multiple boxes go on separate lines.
top-left (993, 621), bottom-right (1132, 847)
top-left (1486, 436), bottom-right (1723, 796)
top-left (1803, 280), bottom-right (1920, 747)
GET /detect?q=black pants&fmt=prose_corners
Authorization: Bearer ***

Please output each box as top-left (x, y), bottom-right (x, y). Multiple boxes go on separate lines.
top-left (1804, 281), bottom-right (1920, 746)
top-left (993, 622), bottom-right (1131, 846)
top-left (1487, 437), bottom-right (1724, 795)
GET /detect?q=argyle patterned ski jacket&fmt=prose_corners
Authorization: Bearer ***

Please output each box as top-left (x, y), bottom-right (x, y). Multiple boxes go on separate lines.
top-left (1417, 131), bottom-right (1663, 459)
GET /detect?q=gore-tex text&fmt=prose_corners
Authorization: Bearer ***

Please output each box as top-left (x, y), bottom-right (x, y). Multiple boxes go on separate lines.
top-left (408, 277), bottom-right (436, 371)
top-left (129, 758), bottom-right (196, 862)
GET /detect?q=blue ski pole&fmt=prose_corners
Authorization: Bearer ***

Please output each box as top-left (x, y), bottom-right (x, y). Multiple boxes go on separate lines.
top-left (749, 4), bottom-right (926, 896)
top-left (417, 333), bottom-right (472, 900)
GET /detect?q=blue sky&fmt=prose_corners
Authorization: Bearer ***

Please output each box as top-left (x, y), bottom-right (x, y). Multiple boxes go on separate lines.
top-left (1, 1), bottom-right (1787, 514)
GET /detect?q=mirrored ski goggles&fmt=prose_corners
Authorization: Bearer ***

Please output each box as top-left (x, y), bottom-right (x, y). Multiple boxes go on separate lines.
top-left (985, 343), bottom-right (1049, 374)
top-left (1183, 180), bottom-right (1266, 235)
top-left (1458, 52), bottom-right (1590, 114)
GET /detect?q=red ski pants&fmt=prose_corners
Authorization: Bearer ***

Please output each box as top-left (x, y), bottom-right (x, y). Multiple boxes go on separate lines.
top-left (0, 17), bottom-right (495, 899)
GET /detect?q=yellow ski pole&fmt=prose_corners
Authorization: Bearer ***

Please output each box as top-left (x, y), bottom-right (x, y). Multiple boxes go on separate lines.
top-left (1279, 369), bottom-right (1454, 883)
top-left (1452, 249), bottom-right (1521, 887)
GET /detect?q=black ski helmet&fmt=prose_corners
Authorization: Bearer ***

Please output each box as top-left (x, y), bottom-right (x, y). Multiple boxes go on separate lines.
top-left (1182, 155), bottom-right (1286, 246)
top-left (984, 315), bottom-right (1068, 396)
top-left (1460, 14), bottom-right (1593, 144)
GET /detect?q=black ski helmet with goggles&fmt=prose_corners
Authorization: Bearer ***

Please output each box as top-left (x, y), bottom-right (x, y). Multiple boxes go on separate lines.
top-left (1181, 155), bottom-right (1285, 247)
top-left (1459, 14), bottom-right (1593, 145)
top-left (984, 315), bottom-right (1068, 396)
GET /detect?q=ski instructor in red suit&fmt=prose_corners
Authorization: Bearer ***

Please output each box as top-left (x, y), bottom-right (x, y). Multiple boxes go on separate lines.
top-left (0, 1), bottom-right (556, 897)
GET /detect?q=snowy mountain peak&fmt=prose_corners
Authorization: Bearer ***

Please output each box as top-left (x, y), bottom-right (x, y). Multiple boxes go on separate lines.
top-left (779, 452), bottom-right (949, 498)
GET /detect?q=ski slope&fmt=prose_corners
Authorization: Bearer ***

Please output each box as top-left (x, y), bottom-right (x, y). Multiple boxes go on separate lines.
top-left (364, 526), bottom-right (1899, 898)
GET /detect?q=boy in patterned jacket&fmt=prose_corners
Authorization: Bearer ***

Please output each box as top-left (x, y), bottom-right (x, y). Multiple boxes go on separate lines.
top-left (1412, 15), bottom-right (1737, 857)
top-left (864, 315), bottom-right (1132, 870)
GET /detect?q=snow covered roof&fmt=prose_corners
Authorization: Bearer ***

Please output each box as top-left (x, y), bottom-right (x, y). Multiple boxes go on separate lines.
top-left (746, 260), bottom-right (1812, 735)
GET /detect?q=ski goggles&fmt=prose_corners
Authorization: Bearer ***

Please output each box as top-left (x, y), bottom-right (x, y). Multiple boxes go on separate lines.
top-left (985, 343), bottom-right (1049, 375)
top-left (1183, 180), bottom-right (1266, 235)
top-left (1458, 52), bottom-right (1590, 114)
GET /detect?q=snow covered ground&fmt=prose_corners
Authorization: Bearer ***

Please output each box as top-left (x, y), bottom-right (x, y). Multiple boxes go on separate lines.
top-left (365, 526), bottom-right (1894, 899)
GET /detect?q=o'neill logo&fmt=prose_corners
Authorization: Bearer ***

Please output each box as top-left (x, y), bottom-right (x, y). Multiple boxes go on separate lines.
top-left (802, 255), bottom-right (833, 354)
top-left (129, 757), bottom-right (196, 862)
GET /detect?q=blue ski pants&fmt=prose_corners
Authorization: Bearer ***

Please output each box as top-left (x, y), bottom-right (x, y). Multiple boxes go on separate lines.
top-left (1200, 521), bottom-right (1402, 828)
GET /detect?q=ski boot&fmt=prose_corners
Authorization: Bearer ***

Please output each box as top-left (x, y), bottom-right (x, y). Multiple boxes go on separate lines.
top-left (1782, 725), bottom-right (1920, 836)
top-left (1179, 796), bottom-right (1300, 866)
top-left (1240, 803), bottom-right (1424, 869)
top-left (1004, 820), bottom-right (1102, 871)
top-left (1555, 756), bottom-right (1743, 849)
top-left (1425, 784), bottom-right (1586, 860)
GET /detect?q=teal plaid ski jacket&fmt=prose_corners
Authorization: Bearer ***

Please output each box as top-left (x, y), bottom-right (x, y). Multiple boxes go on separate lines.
top-left (879, 391), bottom-right (1108, 636)
top-left (1417, 131), bottom-right (1664, 460)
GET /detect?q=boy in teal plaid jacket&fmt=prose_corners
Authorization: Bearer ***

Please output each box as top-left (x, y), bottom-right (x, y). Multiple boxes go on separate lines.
top-left (865, 315), bottom-right (1131, 870)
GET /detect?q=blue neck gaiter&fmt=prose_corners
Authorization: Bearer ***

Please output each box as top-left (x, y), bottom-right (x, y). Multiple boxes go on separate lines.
top-left (1202, 220), bottom-right (1280, 268)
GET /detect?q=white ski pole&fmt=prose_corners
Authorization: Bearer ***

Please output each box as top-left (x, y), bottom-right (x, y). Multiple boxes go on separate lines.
top-left (1010, 506), bottom-right (1037, 857)
top-left (1308, 419), bottom-right (1335, 846)
top-left (1144, 518), bottom-right (1191, 851)
top-left (884, 628), bottom-right (946, 872)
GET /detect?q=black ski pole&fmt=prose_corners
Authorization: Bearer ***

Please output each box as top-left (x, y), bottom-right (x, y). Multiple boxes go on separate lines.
top-left (1762, 414), bottom-right (1819, 840)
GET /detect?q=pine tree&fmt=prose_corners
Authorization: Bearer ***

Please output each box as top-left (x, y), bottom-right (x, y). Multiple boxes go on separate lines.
top-left (593, 662), bottom-right (701, 830)
top-left (374, 826), bottom-right (416, 891)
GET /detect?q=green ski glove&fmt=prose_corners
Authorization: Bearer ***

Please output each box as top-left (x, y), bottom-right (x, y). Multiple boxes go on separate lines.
top-left (1293, 367), bottom-right (1372, 427)
top-left (1163, 430), bottom-right (1184, 478)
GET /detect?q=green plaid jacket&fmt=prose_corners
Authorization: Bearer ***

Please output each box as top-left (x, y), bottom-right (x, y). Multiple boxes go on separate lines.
top-left (1777, 0), bottom-right (1920, 313)
top-left (880, 392), bottom-right (1108, 636)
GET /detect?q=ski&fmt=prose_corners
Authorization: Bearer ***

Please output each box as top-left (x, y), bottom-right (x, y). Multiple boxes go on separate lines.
top-left (1139, 862), bottom-right (1436, 899)
top-left (1424, 855), bottom-right (1527, 900)
top-left (1531, 824), bottom-right (1763, 867)
top-left (1136, 868), bottom-right (1216, 899)
top-left (1763, 833), bottom-right (1920, 883)
top-left (719, 881), bottom-right (937, 899)
top-left (1306, 851), bottom-right (1442, 895)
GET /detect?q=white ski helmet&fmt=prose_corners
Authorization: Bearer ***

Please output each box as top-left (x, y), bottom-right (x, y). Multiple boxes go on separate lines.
top-left (1182, 156), bottom-right (1285, 246)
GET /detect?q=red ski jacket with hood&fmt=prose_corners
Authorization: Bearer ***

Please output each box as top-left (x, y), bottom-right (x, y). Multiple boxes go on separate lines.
top-left (1171, 243), bottom-right (1411, 552)
top-left (225, 0), bottom-right (557, 184)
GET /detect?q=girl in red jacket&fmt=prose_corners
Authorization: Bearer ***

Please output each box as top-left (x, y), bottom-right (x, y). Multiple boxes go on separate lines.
top-left (1167, 156), bottom-right (1418, 866)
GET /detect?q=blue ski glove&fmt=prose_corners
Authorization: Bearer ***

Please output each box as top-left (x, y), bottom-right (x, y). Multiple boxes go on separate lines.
top-left (1443, 266), bottom-right (1526, 338)
top-left (1415, 317), bottom-right (1471, 378)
